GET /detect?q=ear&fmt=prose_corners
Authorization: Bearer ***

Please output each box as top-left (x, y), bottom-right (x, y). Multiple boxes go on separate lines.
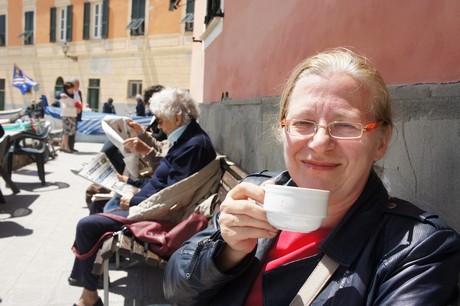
top-left (175, 113), bottom-right (183, 125)
top-left (374, 125), bottom-right (392, 161)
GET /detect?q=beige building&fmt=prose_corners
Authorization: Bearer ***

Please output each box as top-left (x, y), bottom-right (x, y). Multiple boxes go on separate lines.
top-left (0, 0), bottom-right (194, 114)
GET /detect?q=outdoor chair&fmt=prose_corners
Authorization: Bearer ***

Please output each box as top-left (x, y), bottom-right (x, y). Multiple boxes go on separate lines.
top-left (0, 135), bottom-right (21, 202)
top-left (6, 121), bottom-right (54, 185)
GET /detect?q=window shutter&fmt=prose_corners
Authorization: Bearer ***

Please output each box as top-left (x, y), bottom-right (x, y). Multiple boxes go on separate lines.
top-left (83, 2), bottom-right (90, 40)
top-left (102, 0), bottom-right (109, 39)
top-left (185, 0), bottom-right (194, 32)
top-left (0, 15), bottom-right (4, 46)
top-left (66, 5), bottom-right (73, 41)
top-left (139, 0), bottom-right (145, 34)
top-left (131, 0), bottom-right (139, 19)
top-left (25, 11), bottom-right (34, 45)
top-left (139, 0), bottom-right (146, 18)
top-left (50, 7), bottom-right (56, 42)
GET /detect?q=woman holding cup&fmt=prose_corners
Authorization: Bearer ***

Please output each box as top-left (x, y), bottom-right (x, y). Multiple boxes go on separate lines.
top-left (164, 48), bottom-right (460, 305)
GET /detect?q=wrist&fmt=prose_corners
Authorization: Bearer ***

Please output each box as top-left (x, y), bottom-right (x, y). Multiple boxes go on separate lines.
top-left (137, 128), bottom-right (146, 136)
top-left (215, 245), bottom-right (251, 273)
top-left (142, 147), bottom-right (153, 157)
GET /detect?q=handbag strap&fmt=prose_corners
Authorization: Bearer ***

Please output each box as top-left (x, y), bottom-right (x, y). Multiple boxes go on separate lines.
top-left (72, 231), bottom-right (115, 260)
top-left (289, 254), bottom-right (340, 306)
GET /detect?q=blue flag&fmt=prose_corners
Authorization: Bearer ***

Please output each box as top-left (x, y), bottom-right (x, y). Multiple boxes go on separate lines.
top-left (13, 64), bottom-right (37, 95)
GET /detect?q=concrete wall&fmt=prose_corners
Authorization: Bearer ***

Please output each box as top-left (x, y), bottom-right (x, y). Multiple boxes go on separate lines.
top-left (199, 82), bottom-right (460, 233)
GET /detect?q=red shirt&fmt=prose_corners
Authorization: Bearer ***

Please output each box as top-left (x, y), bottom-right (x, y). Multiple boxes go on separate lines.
top-left (244, 229), bottom-right (331, 306)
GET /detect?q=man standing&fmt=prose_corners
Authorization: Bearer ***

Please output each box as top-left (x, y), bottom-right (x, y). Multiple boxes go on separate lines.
top-left (102, 98), bottom-right (116, 114)
top-left (69, 77), bottom-right (82, 152)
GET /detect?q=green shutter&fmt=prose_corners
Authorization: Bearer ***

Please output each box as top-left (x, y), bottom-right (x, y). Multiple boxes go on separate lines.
top-left (0, 15), bottom-right (5, 46)
top-left (83, 2), bottom-right (90, 40)
top-left (66, 5), bottom-right (73, 41)
top-left (50, 7), bottom-right (56, 42)
top-left (102, 0), bottom-right (109, 39)
top-left (139, 0), bottom-right (146, 18)
top-left (131, 0), bottom-right (138, 19)
top-left (25, 11), bottom-right (34, 45)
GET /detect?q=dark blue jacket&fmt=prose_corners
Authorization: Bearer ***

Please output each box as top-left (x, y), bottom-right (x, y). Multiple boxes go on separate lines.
top-left (128, 119), bottom-right (216, 206)
top-left (163, 171), bottom-right (460, 306)
top-left (136, 100), bottom-right (146, 116)
top-left (102, 102), bottom-right (116, 114)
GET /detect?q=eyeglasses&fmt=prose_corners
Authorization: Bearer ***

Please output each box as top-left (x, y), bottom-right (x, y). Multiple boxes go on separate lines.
top-left (281, 119), bottom-right (383, 140)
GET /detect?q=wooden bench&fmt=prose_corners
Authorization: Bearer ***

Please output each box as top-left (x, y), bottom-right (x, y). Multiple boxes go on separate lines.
top-left (93, 156), bottom-right (248, 305)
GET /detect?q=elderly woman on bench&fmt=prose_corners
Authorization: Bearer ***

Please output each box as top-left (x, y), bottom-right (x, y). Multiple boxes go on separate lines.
top-left (69, 87), bottom-right (217, 306)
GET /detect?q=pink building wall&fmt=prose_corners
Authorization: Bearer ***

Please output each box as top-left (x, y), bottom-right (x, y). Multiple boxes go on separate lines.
top-left (200, 0), bottom-right (460, 102)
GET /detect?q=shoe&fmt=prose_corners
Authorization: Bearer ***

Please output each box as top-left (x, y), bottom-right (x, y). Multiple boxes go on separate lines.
top-left (68, 276), bottom-right (107, 289)
top-left (73, 297), bottom-right (103, 306)
top-left (94, 298), bottom-right (103, 306)
top-left (71, 148), bottom-right (79, 152)
top-left (59, 148), bottom-right (73, 153)
top-left (70, 167), bottom-right (82, 175)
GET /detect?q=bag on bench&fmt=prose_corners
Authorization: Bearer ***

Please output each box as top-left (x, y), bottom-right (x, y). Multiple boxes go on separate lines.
top-left (72, 212), bottom-right (208, 261)
top-left (121, 212), bottom-right (208, 258)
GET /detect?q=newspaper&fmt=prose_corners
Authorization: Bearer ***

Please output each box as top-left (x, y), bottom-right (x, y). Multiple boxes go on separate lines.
top-left (101, 116), bottom-right (137, 152)
top-left (76, 152), bottom-right (138, 197)
top-left (101, 116), bottom-right (140, 179)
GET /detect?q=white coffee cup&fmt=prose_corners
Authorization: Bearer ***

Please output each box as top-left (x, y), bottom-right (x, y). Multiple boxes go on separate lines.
top-left (263, 184), bottom-right (329, 233)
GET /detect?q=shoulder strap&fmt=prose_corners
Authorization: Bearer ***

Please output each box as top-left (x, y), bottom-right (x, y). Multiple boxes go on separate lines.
top-left (72, 231), bottom-right (115, 260)
top-left (289, 254), bottom-right (340, 306)
top-left (71, 213), bottom-right (134, 260)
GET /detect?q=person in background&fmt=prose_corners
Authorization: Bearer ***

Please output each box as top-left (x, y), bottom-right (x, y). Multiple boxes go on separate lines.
top-left (69, 77), bottom-right (83, 152)
top-left (84, 85), bottom-right (167, 210)
top-left (101, 86), bottom-right (166, 175)
top-left (102, 98), bottom-right (116, 114)
top-left (59, 82), bottom-right (78, 153)
top-left (70, 87), bottom-right (217, 306)
top-left (163, 48), bottom-right (460, 305)
top-left (135, 93), bottom-right (145, 116)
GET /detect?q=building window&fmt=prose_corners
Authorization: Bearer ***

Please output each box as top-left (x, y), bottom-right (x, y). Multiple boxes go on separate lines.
top-left (93, 2), bottom-right (103, 39)
top-left (87, 79), bottom-right (101, 112)
top-left (83, 0), bottom-right (108, 40)
top-left (19, 11), bottom-right (34, 45)
top-left (128, 80), bottom-right (142, 98)
top-left (59, 8), bottom-right (67, 41)
top-left (0, 79), bottom-right (5, 110)
top-left (182, 0), bottom-right (194, 32)
top-left (126, 0), bottom-right (145, 36)
top-left (50, 6), bottom-right (72, 43)
top-left (0, 15), bottom-right (5, 47)
top-left (205, 0), bottom-right (224, 25)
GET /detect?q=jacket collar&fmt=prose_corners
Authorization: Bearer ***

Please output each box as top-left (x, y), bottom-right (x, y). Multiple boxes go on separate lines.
top-left (274, 170), bottom-right (389, 267)
top-left (171, 119), bottom-right (199, 148)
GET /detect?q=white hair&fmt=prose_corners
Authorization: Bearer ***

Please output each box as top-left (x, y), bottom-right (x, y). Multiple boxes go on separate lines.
top-left (149, 87), bottom-right (199, 124)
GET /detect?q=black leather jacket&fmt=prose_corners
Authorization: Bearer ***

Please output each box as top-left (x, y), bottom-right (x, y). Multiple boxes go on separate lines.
top-left (164, 171), bottom-right (460, 306)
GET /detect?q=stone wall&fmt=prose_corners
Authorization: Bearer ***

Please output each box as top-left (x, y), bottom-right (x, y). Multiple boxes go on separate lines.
top-left (199, 82), bottom-right (460, 232)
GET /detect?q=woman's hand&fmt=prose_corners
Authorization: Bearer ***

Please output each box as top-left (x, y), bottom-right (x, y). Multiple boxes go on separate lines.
top-left (119, 195), bottom-right (133, 210)
top-left (123, 137), bottom-right (151, 156)
top-left (216, 182), bottom-right (278, 272)
top-left (127, 120), bottom-right (145, 135)
top-left (117, 173), bottom-right (128, 183)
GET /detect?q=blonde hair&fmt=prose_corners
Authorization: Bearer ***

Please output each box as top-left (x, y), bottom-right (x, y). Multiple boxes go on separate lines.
top-left (279, 48), bottom-right (393, 128)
